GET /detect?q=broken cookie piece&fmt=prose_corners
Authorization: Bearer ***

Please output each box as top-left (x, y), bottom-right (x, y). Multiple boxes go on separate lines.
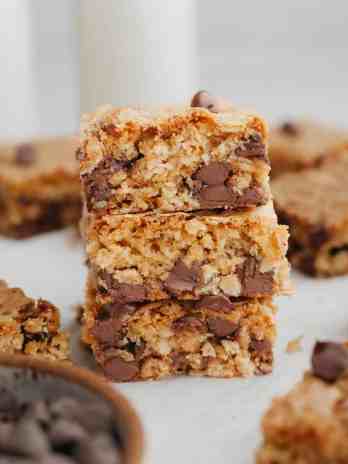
top-left (257, 340), bottom-right (348, 464)
top-left (0, 280), bottom-right (69, 361)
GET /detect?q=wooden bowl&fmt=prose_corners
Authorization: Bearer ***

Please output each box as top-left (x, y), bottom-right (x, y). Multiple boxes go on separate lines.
top-left (0, 354), bottom-right (144, 464)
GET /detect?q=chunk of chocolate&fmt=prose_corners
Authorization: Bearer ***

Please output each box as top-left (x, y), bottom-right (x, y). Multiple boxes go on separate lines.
top-left (103, 357), bottom-right (139, 382)
top-left (195, 296), bottom-right (235, 312)
top-left (237, 257), bottom-right (274, 297)
top-left (193, 162), bottom-right (231, 186)
top-left (312, 341), bottom-right (348, 383)
top-left (165, 260), bottom-right (200, 295)
top-left (280, 121), bottom-right (299, 136)
top-left (49, 419), bottom-right (87, 452)
top-left (110, 283), bottom-right (147, 304)
top-left (91, 319), bottom-right (123, 345)
top-left (172, 316), bottom-right (206, 332)
top-left (207, 318), bottom-right (238, 337)
top-left (82, 155), bottom-right (125, 209)
top-left (190, 90), bottom-right (231, 113)
top-left (250, 339), bottom-right (272, 354)
top-left (15, 144), bottom-right (36, 166)
top-left (235, 134), bottom-right (267, 162)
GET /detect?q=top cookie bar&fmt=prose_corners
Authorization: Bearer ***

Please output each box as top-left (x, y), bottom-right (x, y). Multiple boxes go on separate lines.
top-left (269, 119), bottom-right (348, 177)
top-left (78, 102), bottom-right (271, 215)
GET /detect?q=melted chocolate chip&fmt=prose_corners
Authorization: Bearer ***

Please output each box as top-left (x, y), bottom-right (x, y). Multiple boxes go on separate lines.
top-left (165, 260), bottom-right (200, 296)
top-left (110, 283), bottom-right (147, 304)
top-left (195, 295), bottom-right (235, 312)
top-left (312, 341), bottom-right (348, 383)
top-left (237, 258), bottom-right (274, 297)
top-left (103, 357), bottom-right (139, 382)
top-left (172, 316), bottom-right (206, 331)
top-left (310, 226), bottom-right (330, 248)
top-left (250, 339), bottom-right (272, 354)
top-left (207, 318), bottom-right (238, 337)
top-left (193, 162), bottom-right (231, 186)
top-left (280, 121), bottom-right (298, 136)
top-left (82, 155), bottom-right (129, 210)
top-left (15, 144), bottom-right (36, 166)
top-left (91, 319), bottom-right (123, 345)
top-left (190, 90), bottom-right (230, 113)
top-left (235, 135), bottom-right (268, 162)
top-left (98, 271), bottom-right (147, 303)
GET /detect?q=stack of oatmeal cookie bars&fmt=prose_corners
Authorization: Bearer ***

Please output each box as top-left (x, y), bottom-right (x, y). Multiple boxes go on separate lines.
top-left (77, 91), bottom-right (290, 381)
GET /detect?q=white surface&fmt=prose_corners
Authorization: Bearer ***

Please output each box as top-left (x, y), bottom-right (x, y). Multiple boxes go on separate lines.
top-left (1, 230), bottom-right (347, 463)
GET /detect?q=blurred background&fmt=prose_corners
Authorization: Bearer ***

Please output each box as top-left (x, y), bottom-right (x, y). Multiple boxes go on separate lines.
top-left (1, 0), bottom-right (347, 138)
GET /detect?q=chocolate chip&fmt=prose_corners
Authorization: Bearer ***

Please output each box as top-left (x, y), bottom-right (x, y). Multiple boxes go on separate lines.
top-left (110, 283), bottom-right (147, 304)
top-left (193, 162), bottom-right (231, 186)
top-left (75, 404), bottom-right (114, 434)
top-left (190, 90), bottom-right (231, 113)
top-left (310, 226), bottom-right (330, 248)
top-left (0, 389), bottom-right (20, 420)
top-left (96, 302), bottom-right (136, 320)
top-left (250, 339), bottom-right (272, 354)
top-left (103, 357), bottom-right (139, 382)
top-left (171, 353), bottom-right (189, 372)
top-left (237, 258), bottom-right (274, 297)
top-left (23, 400), bottom-right (50, 426)
top-left (15, 144), bottom-right (36, 166)
top-left (165, 260), bottom-right (200, 296)
top-left (195, 296), bottom-right (235, 312)
top-left (235, 135), bottom-right (268, 162)
top-left (11, 418), bottom-right (50, 458)
top-left (50, 397), bottom-right (80, 421)
top-left (207, 318), bottom-right (238, 337)
top-left (82, 155), bottom-right (125, 209)
top-left (49, 419), bottom-right (87, 453)
top-left (280, 121), bottom-right (298, 136)
top-left (172, 316), bottom-right (206, 332)
top-left (312, 341), bottom-right (348, 383)
top-left (92, 318), bottom-right (123, 345)
top-left (76, 436), bottom-right (118, 464)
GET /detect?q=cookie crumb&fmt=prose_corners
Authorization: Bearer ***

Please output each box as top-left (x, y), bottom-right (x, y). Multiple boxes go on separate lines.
top-left (286, 335), bottom-right (303, 354)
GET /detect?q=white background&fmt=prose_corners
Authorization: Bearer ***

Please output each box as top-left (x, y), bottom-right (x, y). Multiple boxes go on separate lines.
top-left (0, 2), bottom-right (348, 463)
top-left (1, 0), bottom-right (348, 136)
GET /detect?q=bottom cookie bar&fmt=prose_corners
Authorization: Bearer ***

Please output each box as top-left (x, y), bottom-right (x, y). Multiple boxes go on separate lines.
top-left (0, 281), bottom-right (69, 361)
top-left (82, 276), bottom-right (276, 381)
top-left (257, 341), bottom-right (348, 464)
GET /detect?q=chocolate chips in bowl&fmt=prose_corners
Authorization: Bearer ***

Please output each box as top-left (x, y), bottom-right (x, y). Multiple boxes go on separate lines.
top-left (0, 354), bottom-right (144, 464)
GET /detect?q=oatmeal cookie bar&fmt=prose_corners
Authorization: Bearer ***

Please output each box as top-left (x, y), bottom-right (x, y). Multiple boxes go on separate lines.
top-left (272, 154), bottom-right (348, 276)
top-left (84, 203), bottom-right (290, 302)
top-left (0, 280), bottom-right (69, 361)
top-left (82, 273), bottom-right (276, 381)
top-left (78, 96), bottom-right (271, 215)
top-left (257, 341), bottom-right (348, 464)
top-left (269, 119), bottom-right (348, 177)
top-left (0, 136), bottom-right (81, 238)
